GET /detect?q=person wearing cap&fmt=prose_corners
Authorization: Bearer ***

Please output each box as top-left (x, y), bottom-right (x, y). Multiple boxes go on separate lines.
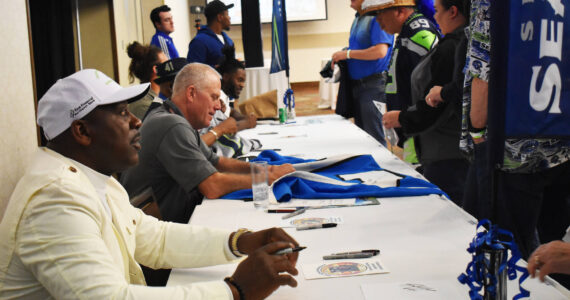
top-left (150, 5), bottom-right (179, 59)
top-left (330, 0), bottom-right (394, 146)
top-left (144, 57), bottom-right (189, 120)
top-left (120, 63), bottom-right (294, 224)
top-left (187, 0), bottom-right (235, 67)
top-left (0, 69), bottom-right (300, 299)
top-left (361, 0), bottom-right (440, 164)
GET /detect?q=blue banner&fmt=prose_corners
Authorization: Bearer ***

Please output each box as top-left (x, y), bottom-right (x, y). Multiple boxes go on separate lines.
top-left (505, 0), bottom-right (570, 137)
top-left (270, 0), bottom-right (290, 76)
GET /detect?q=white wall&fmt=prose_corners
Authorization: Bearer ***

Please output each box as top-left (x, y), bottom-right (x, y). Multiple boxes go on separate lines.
top-left (165, 0), bottom-right (192, 59)
top-left (0, 1), bottom-right (38, 220)
top-left (113, 0), bottom-right (192, 85)
top-left (226, 0), bottom-right (355, 82)
top-left (113, 0), bottom-right (145, 85)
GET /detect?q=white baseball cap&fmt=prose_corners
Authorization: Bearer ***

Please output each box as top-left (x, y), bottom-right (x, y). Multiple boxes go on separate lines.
top-left (37, 69), bottom-right (150, 140)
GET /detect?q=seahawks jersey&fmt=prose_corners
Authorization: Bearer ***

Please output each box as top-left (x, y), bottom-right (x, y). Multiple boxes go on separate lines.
top-left (386, 12), bottom-right (440, 112)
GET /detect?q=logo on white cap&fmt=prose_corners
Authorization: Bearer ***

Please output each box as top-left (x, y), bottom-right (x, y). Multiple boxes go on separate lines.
top-left (69, 97), bottom-right (95, 119)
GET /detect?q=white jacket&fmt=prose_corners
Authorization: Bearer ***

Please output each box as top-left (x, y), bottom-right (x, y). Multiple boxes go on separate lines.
top-left (0, 148), bottom-right (236, 299)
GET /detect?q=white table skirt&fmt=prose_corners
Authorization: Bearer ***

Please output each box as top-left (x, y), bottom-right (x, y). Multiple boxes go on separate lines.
top-left (318, 58), bottom-right (339, 110)
top-left (167, 115), bottom-right (570, 299)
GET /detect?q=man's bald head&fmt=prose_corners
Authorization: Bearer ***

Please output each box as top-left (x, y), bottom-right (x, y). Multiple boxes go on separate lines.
top-left (171, 63), bottom-right (222, 130)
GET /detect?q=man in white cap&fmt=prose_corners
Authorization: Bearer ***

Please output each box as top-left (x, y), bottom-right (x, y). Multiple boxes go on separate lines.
top-left (0, 69), bottom-right (300, 299)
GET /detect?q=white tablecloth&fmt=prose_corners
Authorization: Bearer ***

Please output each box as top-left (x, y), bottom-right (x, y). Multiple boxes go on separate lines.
top-left (168, 115), bottom-right (570, 299)
top-left (240, 59), bottom-right (289, 109)
top-left (318, 58), bottom-right (339, 110)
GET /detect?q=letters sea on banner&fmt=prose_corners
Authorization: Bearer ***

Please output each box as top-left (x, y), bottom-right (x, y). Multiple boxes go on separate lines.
top-left (525, 0), bottom-right (565, 114)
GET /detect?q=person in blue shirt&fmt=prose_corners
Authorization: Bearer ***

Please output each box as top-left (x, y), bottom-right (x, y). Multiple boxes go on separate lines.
top-left (150, 5), bottom-right (179, 60)
top-left (331, 0), bottom-right (394, 146)
top-left (187, 0), bottom-right (235, 68)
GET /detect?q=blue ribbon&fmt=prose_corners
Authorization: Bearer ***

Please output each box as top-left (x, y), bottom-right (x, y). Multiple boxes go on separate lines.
top-left (458, 219), bottom-right (530, 300)
top-left (283, 88), bottom-right (295, 110)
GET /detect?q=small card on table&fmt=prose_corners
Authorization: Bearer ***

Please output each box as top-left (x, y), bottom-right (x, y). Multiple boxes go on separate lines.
top-left (302, 258), bottom-right (389, 280)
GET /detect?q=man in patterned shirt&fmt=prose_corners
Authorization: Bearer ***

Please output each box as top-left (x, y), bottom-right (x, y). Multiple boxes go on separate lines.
top-left (461, 0), bottom-right (570, 259)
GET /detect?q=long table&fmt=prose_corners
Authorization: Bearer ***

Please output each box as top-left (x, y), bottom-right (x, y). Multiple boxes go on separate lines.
top-left (168, 115), bottom-right (570, 299)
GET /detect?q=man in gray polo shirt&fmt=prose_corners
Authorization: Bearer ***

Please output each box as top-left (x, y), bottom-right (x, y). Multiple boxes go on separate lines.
top-left (121, 63), bottom-right (294, 224)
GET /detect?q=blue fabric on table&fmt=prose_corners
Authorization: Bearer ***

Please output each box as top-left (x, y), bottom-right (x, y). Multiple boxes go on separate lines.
top-left (251, 150), bottom-right (315, 165)
top-left (223, 154), bottom-right (444, 202)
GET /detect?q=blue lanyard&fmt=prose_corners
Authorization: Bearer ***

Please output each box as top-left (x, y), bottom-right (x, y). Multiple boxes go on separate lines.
top-left (458, 219), bottom-right (530, 300)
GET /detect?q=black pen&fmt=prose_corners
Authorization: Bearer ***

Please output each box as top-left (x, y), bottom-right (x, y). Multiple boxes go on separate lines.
top-left (296, 223), bottom-right (337, 231)
top-left (267, 209), bottom-right (297, 213)
top-left (274, 246), bottom-right (307, 255)
top-left (331, 249), bottom-right (380, 256)
top-left (251, 148), bottom-right (281, 152)
top-left (323, 252), bottom-right (374, 260)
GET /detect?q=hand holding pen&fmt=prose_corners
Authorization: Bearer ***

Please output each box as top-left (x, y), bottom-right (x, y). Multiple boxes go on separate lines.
top-left (231, 241), bottom-right (299, 300)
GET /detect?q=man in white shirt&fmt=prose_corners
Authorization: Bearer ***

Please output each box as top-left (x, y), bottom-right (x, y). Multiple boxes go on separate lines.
top-left (0, 69), bottom-right (299, 299)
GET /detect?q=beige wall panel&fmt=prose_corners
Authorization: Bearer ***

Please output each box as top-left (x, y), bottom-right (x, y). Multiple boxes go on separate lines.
top-left (0, 1), bottom-right (38, 220)
top-left (165, 0), bottom-right (192, 58)
top-left (78, 0), bottom-right (115, 79)
top-left (113, 0), bottom-right (144, 85)
top-left (141, 0), bottom-right (164, 44)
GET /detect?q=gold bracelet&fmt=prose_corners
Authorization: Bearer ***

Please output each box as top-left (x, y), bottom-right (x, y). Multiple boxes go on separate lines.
top-left (209, 129), bottom-right (219, 139)
top-left (231, 228), bottom-right (251, 257)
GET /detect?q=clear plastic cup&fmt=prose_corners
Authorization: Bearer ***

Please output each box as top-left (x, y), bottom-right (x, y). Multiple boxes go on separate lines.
top-left (250, 161), bottom-right (269, 210)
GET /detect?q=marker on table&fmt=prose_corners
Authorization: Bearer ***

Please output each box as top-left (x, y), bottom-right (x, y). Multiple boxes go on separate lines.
top-left (281, 207), bottom-right (307, 219)
top-left (267, 209), bottom-right (297, 213)
top-left (323, 252), bottom-right (374, 260)
top-left (274, 246), bottom-right (307, 255)
top-left (331, 249), bottom-right (380, 256)
top-left (296, 223), bottom-right (337, 231)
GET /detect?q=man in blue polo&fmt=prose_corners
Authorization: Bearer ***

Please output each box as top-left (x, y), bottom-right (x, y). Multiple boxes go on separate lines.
top-left (150, 5), bottom-right (179, 60)
top-left (187, 0), bottom-right (234, 67)
top-left (331, 0), bottom-right (394, 146)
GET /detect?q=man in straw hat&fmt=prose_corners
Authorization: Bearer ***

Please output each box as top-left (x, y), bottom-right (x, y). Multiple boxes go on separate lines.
top-left (362, 0), bottom-right (440, 164)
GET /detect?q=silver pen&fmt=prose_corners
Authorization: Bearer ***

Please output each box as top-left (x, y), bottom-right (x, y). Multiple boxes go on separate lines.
top-left (323, 252), bottom-right (374, 260)
top-left (281, 207), bottom-right (307, 219)
top-left (274, 246), bottom-right (306, 255)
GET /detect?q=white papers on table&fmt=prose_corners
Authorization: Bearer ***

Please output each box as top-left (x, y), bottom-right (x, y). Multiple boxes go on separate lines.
top-left (280, 216), bottom-right (344, 227)
top-left (338, 170), bottom-right (402, 188)
top-left (360, 280), bottom-right (467, 300)
top-left (302, 258), bottom-right (389, 280)
top-left (279, 198), bottom-right (357, 208)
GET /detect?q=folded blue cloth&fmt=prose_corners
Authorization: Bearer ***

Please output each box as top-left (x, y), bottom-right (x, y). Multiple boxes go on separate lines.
top-left (223, 154), bottom-right (445, 202)
top-left (251, 150), bottom-right (315, 165)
